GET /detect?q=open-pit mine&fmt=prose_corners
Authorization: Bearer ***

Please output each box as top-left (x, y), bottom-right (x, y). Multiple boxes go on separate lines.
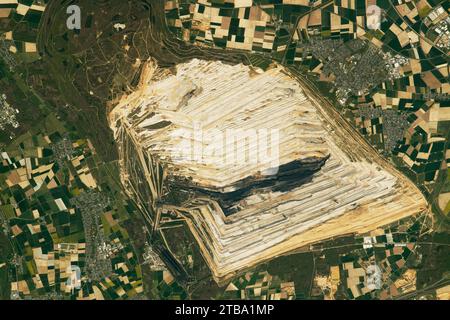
top-left (109, 58), bottom-right (427, 285)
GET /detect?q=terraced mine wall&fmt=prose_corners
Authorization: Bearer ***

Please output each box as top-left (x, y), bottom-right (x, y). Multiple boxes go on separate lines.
top-left (110, 59), bottom-right (428, 286)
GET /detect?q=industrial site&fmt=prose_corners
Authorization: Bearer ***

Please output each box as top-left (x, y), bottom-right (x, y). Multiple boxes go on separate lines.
top-left (109, 58), bottom-right (427, 285)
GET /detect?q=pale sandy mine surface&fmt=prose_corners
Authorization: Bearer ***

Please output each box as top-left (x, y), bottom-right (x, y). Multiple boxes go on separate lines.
top-left (109, 59), bottom-right (427, 285)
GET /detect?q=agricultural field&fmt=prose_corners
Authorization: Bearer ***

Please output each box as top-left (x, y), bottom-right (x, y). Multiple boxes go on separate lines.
top-left (0, 114), bottom-right (145, 299)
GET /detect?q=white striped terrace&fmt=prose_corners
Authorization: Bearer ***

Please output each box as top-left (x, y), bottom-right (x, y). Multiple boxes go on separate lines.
top-left (109, 58), bottom-right (427, 285)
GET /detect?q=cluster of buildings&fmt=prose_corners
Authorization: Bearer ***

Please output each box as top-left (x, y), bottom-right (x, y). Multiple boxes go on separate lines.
top-left (356, 106), bottom-right (410, 153)
top-left (0, 94), bottom-right (19, 136)
top-left (0, 116), bottom-right (144, 299)
top-left (424, 5), bottom-right (450, 50)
